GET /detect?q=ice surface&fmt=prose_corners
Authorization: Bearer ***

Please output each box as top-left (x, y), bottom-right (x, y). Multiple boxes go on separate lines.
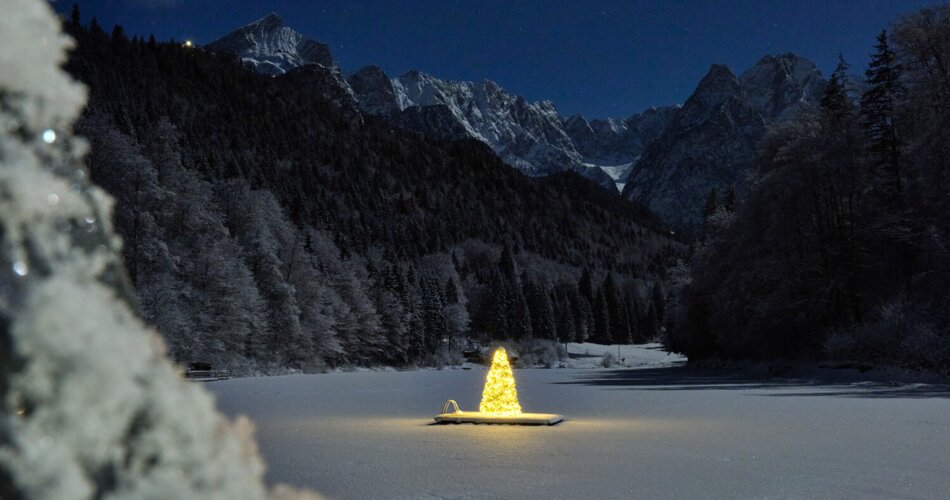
top-left (209, 358), bottom-right (950, 499)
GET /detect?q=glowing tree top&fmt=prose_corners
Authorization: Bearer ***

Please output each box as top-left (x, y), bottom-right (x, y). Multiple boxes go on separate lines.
top-left (479, 348), bottom-right (522, 416)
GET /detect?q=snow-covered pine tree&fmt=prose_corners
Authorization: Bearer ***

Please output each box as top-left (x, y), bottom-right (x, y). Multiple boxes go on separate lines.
top-left (0, 1), bottom-right (319, 498)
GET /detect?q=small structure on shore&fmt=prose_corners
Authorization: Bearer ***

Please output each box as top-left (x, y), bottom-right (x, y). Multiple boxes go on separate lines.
top-left (184, 362), bottom-right (231, 382)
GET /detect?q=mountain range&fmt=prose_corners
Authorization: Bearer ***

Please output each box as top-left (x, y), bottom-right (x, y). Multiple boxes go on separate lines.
top-left (207, 13), bottom-right (827, 230)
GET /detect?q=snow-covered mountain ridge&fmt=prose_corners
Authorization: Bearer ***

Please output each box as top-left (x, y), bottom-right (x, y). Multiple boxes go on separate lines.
top-left (207, 14), bottom-right (828, 226)
top-left (206, 14), bottom-right (670, 189)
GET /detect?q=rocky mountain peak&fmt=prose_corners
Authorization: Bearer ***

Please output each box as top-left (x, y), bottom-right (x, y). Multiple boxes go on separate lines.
top-left (205, 13), bottom-right (335, 76)
top-left (691, 64), bottom-right (742, 104)
top-left (739, 53), bottom-right (824, 120)
top-left (347, 65), bottom-right (400, 116)
top-left (623, 54), bottom-right (826, 231)
top-left (255, 12), bottom-right (283, 29)
top-left (675, 64), bottom-right (742, 130)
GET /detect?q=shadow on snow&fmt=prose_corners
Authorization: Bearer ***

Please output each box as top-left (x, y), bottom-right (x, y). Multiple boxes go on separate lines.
top-left (557, 365), bottom-right (950, 399)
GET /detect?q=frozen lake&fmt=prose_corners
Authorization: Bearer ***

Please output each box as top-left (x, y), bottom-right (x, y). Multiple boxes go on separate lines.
top-left (209, 361), bottom-right (950, 499)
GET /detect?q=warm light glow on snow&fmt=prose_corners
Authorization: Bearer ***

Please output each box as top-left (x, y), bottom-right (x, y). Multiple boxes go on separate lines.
top-left (479, 348), bottom-right (522, 416)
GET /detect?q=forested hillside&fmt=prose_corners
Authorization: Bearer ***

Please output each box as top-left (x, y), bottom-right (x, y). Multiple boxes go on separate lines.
top-left (669, 5), bottom-right (950, 373)
top-left (63, 13), bottom-right (679, 373)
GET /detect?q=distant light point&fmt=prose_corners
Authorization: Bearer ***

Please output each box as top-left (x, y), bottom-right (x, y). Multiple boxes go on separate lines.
top-left (12, 261), bottom-right (28, 277)
top-left (183, 40), bottom-right (193, 48)
top-left (42, 129), bottom-right (56, 144)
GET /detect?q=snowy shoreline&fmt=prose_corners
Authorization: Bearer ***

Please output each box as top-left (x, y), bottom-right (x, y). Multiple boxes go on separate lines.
top-left (211, 342), bottom-right (687, 378)
top-left (212, 342), bottom-right (950, 386)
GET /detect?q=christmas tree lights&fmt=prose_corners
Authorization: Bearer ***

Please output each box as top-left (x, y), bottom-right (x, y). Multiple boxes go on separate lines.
top-left (479, 348), bottom-right (522, 416)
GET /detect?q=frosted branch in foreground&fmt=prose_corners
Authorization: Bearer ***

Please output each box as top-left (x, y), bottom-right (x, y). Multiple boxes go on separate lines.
top-left (0, 1), bottom-right (320, 498)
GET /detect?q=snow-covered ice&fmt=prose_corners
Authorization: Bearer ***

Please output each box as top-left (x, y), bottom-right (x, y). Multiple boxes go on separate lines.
top-left (209, 356), bottom-right (950, 499)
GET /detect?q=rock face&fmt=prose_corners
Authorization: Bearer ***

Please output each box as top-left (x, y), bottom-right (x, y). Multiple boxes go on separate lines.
top-left (205, 13), bottom-right (334, 76)
top-left (563, 106), bottom-right (679, 189)
top-left (389, 104), bottom-right (471, 141)
top-left (346, 65), bottom-right (401, 116)
top-left (281, 64), bottom-right (362, 124)
top-left (622, 54), bottom-right (824, 230)
top-left (739, 53), bottom-right (824, 121)
top-left (565, 107), bottom-right (678, 165)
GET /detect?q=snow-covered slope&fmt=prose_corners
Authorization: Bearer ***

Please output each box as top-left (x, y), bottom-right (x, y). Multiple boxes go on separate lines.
top-left (390, 71), bottom-right (599, 178)
top-left (348, 67), bottom-right (676, 190)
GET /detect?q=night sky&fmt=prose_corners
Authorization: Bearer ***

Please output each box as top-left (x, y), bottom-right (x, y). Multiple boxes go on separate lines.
top-left (53, 0), bottom-right (931, 118)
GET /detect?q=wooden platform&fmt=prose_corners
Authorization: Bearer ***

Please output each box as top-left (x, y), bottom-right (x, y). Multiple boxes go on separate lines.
top-left (433, 411), bottom-right (564, 425)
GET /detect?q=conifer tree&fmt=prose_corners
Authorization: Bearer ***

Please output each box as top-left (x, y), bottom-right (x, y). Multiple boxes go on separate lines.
top-left (555, 294), bottom-right (576, 343)
top-left (602, 274), bottom-right (629, 344)
top-left (702, 188), bottom-right (718, 221)
top-left (499, 244), bottom-right (517, 278)
top-left (421, 272), bottom-right (447, 352)
top-left (523, 273), bottom-right (555, 340)
top-left (861, 29), bottom-right (904, 194)
top-left (644, 303), bottom-right (660, 341)
top-left (575, 298), bottom-right (591, 343)
top-left (444, 277), bottom-right (460, 304)
top-left (651, 281), bottom-right (666, 326)
top-left (578, 267), bottom-right (594, 302)
top-left (821, 55), bottom-right (855, 124)
top-left (592, 288), bottom-right (611, 344)
top-left (722, 186), bottom-right (737, 213)
top-left (70, 3), bottom-right (81, 26)
top-left (509, 276), bottom-right (533, 339)
top-left (577, 268), bottom-right (595, 338)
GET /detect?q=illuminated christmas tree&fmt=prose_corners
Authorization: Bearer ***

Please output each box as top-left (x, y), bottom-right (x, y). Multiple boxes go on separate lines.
top-left (479, 348), bottom-right (522, 416)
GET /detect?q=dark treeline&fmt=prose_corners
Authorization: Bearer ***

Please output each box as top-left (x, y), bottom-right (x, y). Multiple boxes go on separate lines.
top-left (63, 10), bottom-right (679, 373)
top-left (669, 5), bottom-right (950, 372)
